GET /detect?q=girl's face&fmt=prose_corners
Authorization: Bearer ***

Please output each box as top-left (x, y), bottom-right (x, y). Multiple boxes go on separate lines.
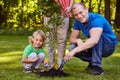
top-left (32, 35), bottom-right (43, 50)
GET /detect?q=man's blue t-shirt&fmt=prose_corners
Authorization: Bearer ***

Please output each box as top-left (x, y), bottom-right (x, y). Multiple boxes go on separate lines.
top-left (74, 12), bottom-right (118, 45)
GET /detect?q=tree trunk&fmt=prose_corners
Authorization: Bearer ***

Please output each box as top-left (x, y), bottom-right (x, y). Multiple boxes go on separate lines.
top-left (89, 0), bottom-right (92, 12)
top-left (98, 0), bottom-right (102, 14)
top-left (114, 0), bottom-right (120, 40)
top-left (104, 0), bottom-right (111, 24)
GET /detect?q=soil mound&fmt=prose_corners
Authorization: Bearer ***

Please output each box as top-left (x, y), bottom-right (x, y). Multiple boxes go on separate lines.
top-left (39, 68), bottom-right (68, 77)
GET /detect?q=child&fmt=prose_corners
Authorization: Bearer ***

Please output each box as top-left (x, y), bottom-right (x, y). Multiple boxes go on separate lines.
top-left (22, 30), bottom-right (49, 73)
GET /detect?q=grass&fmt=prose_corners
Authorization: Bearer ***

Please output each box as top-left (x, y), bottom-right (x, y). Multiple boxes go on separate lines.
top-left (0, 35), bottom-right (120, 80)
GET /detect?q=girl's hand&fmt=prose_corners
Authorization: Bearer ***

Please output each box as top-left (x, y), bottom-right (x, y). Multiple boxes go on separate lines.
top-left (43, 59), bottom-right (48, 65)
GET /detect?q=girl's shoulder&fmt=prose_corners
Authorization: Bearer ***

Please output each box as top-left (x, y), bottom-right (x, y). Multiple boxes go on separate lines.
top-left (24, 44), bottom-right (33, 50)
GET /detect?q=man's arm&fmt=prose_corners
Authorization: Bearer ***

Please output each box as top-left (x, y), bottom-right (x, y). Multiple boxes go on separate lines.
top-left (70, 29), bottom-right (84, 46)
top-left (76, 28), bottom-right (103, 51)
top-left (64, 28), bottom-right (103, 61)
top-left (70, 29), bottom-right (80, 44)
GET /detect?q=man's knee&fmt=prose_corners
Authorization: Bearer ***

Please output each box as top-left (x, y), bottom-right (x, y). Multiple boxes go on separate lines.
top-left (69, 44), bottom-right (77, 51)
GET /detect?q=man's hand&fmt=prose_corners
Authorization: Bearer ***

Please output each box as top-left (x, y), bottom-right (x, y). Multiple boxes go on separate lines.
top-left (64, 51), bottom-right (75, 61)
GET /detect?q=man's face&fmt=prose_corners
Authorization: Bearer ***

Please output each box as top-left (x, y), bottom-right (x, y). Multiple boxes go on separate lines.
top-left (73, 5), bottom-right (88, 23)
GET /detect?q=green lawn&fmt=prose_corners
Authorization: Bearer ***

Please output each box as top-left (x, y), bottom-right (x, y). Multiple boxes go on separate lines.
top-left (0, 35), bottom-right (120, 80)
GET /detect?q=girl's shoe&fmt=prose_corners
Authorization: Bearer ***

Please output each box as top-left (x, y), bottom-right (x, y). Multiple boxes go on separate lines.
top-left (44, 63), bottom-right (51, 69)
top-left (23, 68), bottom-right (32, 73)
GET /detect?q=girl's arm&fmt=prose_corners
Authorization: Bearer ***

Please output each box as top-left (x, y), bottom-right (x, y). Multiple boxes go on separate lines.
top-left (22, 56), bottom-right (38, 63)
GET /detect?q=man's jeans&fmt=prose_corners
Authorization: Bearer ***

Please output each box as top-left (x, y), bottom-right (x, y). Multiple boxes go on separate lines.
top-left (70, 35), bottom-right (116, 67)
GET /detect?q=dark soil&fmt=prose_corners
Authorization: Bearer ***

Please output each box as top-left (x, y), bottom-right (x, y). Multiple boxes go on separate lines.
top-left (39, 68), bottom-right (68, 77)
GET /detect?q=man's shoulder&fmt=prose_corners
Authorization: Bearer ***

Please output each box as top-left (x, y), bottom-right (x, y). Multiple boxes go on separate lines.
top-left (74, 19), bottom-right (80, 23)
top-left (89, 12), bottom-right (105, 23)
top-left (89, 12), bottom-right (103, 19)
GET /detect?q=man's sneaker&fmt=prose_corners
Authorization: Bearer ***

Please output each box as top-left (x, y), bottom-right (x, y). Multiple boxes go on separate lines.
top-left (92, 66), bottom-right (104, 75)
top-left (85, 63), bottom-right (93, 70)
top-left (23, 68), bottom-right (32, 73)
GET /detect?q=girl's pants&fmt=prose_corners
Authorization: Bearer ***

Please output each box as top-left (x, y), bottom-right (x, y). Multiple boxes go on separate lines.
top-left (23, 52), bottom-right (45, 69)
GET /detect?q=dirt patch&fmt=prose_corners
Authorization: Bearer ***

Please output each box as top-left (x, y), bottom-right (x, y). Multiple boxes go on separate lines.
top-left (39, 68), bottom-right (68, 77)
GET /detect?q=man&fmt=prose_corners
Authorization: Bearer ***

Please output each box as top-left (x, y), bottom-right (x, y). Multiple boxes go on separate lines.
top-left (45, 0), bottom-right (74, 68)
top-left (64, 2), bottom-right (118, 75)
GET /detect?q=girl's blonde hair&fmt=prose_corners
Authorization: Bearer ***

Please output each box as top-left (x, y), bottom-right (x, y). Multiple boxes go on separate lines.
top-left (29, 30), bottom-right (46, 45)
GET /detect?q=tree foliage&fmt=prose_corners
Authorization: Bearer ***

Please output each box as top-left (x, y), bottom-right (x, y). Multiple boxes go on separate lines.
top-left (38, 0), bottom-right (61, 17)
top-left (0, 0), bottom-right (62, 31)
top-left (0, 0), bottom-right (119, 39)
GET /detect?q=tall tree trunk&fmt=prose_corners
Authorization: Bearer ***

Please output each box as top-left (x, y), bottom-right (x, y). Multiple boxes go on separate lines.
top-left (81, 0), bottom-right (84, 3)
top-left (3, 0), bottom-right (8, 29)
top-left (21, 0), bottom-right (24, 28)
top-left (104, 0), bottom-right (111, 24)
top-left (98, 0), bottom-right (102, 14)
top-left (114, 0), bottom-right (120, 40)
top-left (89, 0), bottom-right (92, 12)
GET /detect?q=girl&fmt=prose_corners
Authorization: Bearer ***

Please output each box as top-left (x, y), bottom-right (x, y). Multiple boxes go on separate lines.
top-left (22, 30), bottom-right (49, 73)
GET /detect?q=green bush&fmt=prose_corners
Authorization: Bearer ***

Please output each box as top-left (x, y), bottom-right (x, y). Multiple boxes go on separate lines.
top-left (0, 29), bottom-right (37, 36)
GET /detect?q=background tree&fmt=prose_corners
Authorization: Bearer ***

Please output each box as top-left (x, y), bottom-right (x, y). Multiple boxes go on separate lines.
top-left (0, 0), bottom-right (119, 41)
top-left (105, 0), bottom-right (111, 23)
top-left (114, 0), bottom-right (120, 40)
